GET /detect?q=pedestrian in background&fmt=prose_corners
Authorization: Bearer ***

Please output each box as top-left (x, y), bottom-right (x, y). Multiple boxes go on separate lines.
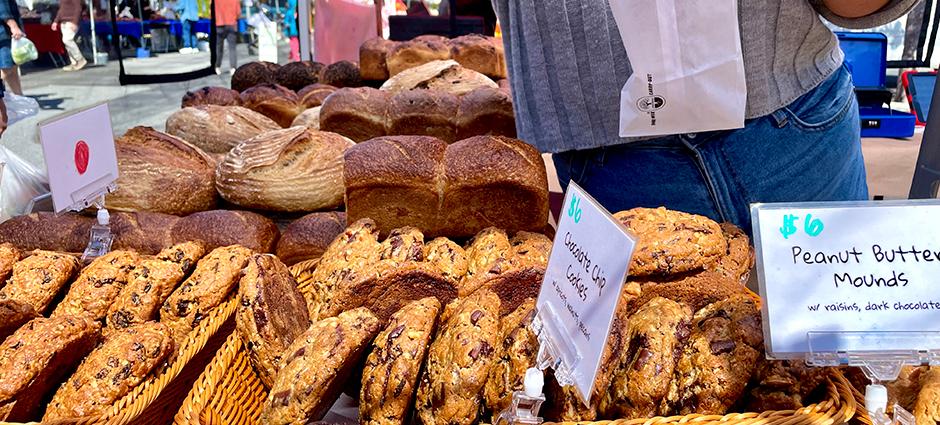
top-left (215, 0), bottom-right (240, 74)
top-left (52, 0), bottom-right (86, 71)
top-left (0, 0), bottom-right (22, 90)
top-left (176, 0), bottom-right (198, 53)
top-left (284, 0), bottom-right (298, 61)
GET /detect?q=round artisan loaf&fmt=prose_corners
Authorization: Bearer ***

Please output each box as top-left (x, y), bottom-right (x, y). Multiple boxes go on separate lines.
top-left (319, 60), bottom-right (363, 88)
top-left (320, 87), bottom-right (389, 142)
top-left (231, 61), bottom-right (280, 92)
top-left (387, 36), bottom-right (451, 76)
top-left (181, 86), bottom-right (241, 108)
top-left (165, 105), bottom-right (281, 154)
top-left (380, 60), bottom-right (497, 96)
top-left (275, 61), bottom-right (326, 91)
top-left (360, 37), bottom-right (396, 81)
top-left (449, 34), bottom-right (506, 79)
top-left (216, 127), bottom-right (354, 212)
top-left (291, 106), bottom-right (321, 131)
top-left (240, 84), bottom-right (304, 128)
top-left (276, 211), bottom-right (347, 265)
top-left (108, 126), bottom-right (217, 215)
top-left (297, 83), bottom-right (337, 109)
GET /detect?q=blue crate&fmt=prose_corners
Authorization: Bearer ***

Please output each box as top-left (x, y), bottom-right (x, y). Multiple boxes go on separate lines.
top-left (837, 32), bottom-right (887, 90)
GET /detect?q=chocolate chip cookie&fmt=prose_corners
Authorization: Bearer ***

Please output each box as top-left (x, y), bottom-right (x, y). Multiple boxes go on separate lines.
top-left (0, 250), bottom-right (81, 314)
top-left (378, 227), bottom-right (425, 264)
top-left (107, 258), bottom-right (186, 332)
top-left (53, 250), bottom-right (141, 320)
top-left (708, 223), bottom-right (754, 284)
top-left (308, 218), bottom-right (382, 319)
top-left (743, 359), bottom-right (830, 411)
top-left (262, 307), bottom-right (380, 425)
top-left (360, 297), bottom-right (441, 425)
top-left (460, 228), bottom-right (511, 296)
top-left (613, 207), bottom-right (727, 276)
top-left (506, 231), bottom-right (552, 269)
top-left (423, 237), bottom-right (469, 284)
top-left (483, 298), bottom-right (537, 421)
top-left (416, 289), bottom-right (500, 425)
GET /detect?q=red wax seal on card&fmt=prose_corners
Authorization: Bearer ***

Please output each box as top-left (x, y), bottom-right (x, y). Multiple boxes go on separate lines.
top-left (74, 140), bottom-right (89, 175)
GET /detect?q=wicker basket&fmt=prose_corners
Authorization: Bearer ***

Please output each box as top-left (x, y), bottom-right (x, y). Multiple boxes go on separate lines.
top-left (2, 297), bottom-right (237, 425)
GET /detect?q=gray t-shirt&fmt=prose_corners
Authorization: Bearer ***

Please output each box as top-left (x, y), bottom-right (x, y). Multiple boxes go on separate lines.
top-left (493, 0), bottom-right (919, 153)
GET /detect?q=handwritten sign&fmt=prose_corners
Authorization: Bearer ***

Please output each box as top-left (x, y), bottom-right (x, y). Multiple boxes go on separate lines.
top-left (38, 103), bottom-right (118, 212)
top-left (752, 200), bottom-right (940, 358)
top-left (536, 182), bottom-right (636, 403)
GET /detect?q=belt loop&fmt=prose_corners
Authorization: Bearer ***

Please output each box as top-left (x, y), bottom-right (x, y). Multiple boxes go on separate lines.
top-left (770, 109), bottom-right (789, 129)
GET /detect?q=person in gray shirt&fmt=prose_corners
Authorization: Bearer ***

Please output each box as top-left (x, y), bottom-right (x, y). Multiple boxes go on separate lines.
top-left (493, 0), bottom-right (919, 232)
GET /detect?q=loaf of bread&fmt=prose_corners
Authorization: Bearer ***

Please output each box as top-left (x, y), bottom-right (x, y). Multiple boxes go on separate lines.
top-left (319, 87), bottom-right (389, 142)
top-left (262, 308), bottom-right (380, 425)
top-left (450, 34), bottom-right (506, 78)
top-left (0, 300), bottom-right (37, 342)
top-left (360, 38), bottom-right (395, 81)
top-left (0, 243), bottom-right (21, 286)
top-left (457, 87), bottom-right (516, 139)
top-left (160, 245), bottom-right (253, 344)
top-left (275, 61), bottom-right (325, 92)
top-left (236, 254), bottom-right (311, 389)
top-left (240, 84), bottom-right (303, 128)
top-left (388, 89), bottom-right (459, 143)
top-left (231, 61), bottom-right (280, 92)
top-left (297, 83), bottom-right (337, 109)
top-left (165, 105), bottom-right (281, 154)
top-left (344, 135), bottom-right (549, 238)
top-left (320, 60), bottom-right (363, 88)
top-left (43, 322), bottom-right (174, 421)
top-left (291, 106), bottom-right (321, 131)
top-left (109, 211), bottom-right (179, 254)
top-left (0, 251), bottom-right (81, 314)
top-left (387, 37), bottom-right (451, 76)
top-left (276, 212), bottom-right (346, 266)
top-left (51, 250), bottom-right (141, 321)
top-left (0, 316), bottom-right (100, 422)
top-left (169, 210), bottom-right (279, 253)
top-left (181, 86), bottom-right (242, 108)
top-left (381, 60), bottom-right (497, 96)
top-left (216, 128), bottom-right (353, 212)
top-left (108, 126), bottom-right (218, 215)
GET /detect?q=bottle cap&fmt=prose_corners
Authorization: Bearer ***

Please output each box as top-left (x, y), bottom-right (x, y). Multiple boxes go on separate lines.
top-left (524, 368), bottom-right (544, 398)
top-left (97, 208), bottom-right (110, 226)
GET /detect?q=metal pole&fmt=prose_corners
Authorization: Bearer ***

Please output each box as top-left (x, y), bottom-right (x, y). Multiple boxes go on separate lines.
top-left (909, 72), bottom-right (940, 199)
top-left (88, 0), bottom-right (99, 64)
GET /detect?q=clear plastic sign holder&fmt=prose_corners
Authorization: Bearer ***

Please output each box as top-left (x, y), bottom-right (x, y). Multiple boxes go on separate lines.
top-left (806, 331), bottom-right (940, 425)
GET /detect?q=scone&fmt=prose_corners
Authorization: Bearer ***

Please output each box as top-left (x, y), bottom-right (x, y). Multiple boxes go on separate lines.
top-left (155, 241), bottom-right (207, 275)
top-left (598, 297), bottom-right (692, 419)
top-left (52, 250), bottom-right (141, 320)
top-left (708, 223), bottom-right (754, 284)
top-left (160, 245), bottom-right (253, 345)
top-left (378, 226), bottom-right (425, 264)
top-left (416, 289), bottom-right (500, 425)
top-left (423, 237), bottom-right (468, 283)
top-left (0, 316), bottom-right (100, 421)
top-left (360, 297), bottom-right (441, 425)
top-left (0, 250), bottom-right (81, 314)
top-left (262, 308), bottom-right (380, 425)
top-left (915, 367), bottom-right (940, 425)
top-left (613, 207), bottom-right (727, 276)
top-left (0, 243), bottom-right (22, 287)
top-left (666, 294), bottom-right (763, 415)
top-left (307, 218), bottom-right (381, 319)
top-left (107, 258), bottom-right (186, 332)
top-left (0, 300), bottom-right (37, 343)
top-left (43, 322), bottom-right (174, 420)
top-left (236, 254), bottom-right (311, 389)
top-left (460, 227), bottom-right (511, 296)
top-left (483, 299), bottom-right (537, 420)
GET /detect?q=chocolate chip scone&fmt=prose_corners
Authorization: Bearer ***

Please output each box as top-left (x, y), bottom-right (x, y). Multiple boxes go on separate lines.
top-left (597, 297), bottom-right (692, 418)
top-left (52, 250), bottom-right (141, 320)
top-left (107, 258), bottom-right (186, 332)
top-left (160, 245), bottom-right (253, 345)
top-left (915, 367), bottom-right (940, 425)
top-left (378, 227), bottom-right (425, 264)
top-left (708, 223), bottom-right (754, 284)
top-left (666, 294), bottom-right (763, 415)
top-left (613, 207), bottom-right (727, 276)
top-left (308, 218), bottom-right (381, 319)
top-left (423, 237), bottom-right (469, 284)
top-left (460, 228), bottom-right (511, 296)
top-left (155, 241), bottom-right (207, 275)
top-left (0, 250), bottom-right (81, 314)
top-left (360, 297), bottom-right (441, 425)
top-left (0, 243), bottom-right (22, 288)
top-left (262, 308), bottom-right (380, 425)
top-left (0, 315), bottom-right (100, 421)
top-left (236, 254), bottom-right (311, 389)
top-left (483, 298), bottom-right (536, 420)
top-left (43, 321), bottom-right (174, 420)
top-left (416, 289), bottom-right (501, 425)
top-left (0, 300), bottom-right (37, 343)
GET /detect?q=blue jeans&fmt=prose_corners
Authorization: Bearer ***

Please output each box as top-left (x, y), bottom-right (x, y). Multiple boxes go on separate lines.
top-left (553, 64), bottom-right (868, 233)
top-left (181, 19), bottom-right (196, 48)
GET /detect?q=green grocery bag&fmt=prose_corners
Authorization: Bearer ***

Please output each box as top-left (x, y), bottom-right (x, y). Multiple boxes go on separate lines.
top-left (11, 37), bottom-right (38, 65)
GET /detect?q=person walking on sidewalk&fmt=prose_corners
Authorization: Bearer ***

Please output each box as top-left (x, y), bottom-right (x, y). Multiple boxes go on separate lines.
top-left (176, 0), bottom-right (199, 53)
top-left (51, 0), bottom-right (86, 71)
top-left (214, 0), bottom-right (240, 74)
top-left (0, 0), bottom-right (24, 89)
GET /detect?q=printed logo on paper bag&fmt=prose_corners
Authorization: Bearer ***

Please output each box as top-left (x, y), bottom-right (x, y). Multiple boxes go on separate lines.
top-left (74, 140), bottom-right (89, 175)
top-left (635, 74), bottom-right (665, 126)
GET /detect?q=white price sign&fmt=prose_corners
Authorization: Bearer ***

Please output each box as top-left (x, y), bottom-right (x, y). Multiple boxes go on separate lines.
top-left (752, 200), bottom-right (940, 358)
top-left (535, 182), bottom-right (635, 403)
top-left (38, 103), bottom-right (118, 213)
